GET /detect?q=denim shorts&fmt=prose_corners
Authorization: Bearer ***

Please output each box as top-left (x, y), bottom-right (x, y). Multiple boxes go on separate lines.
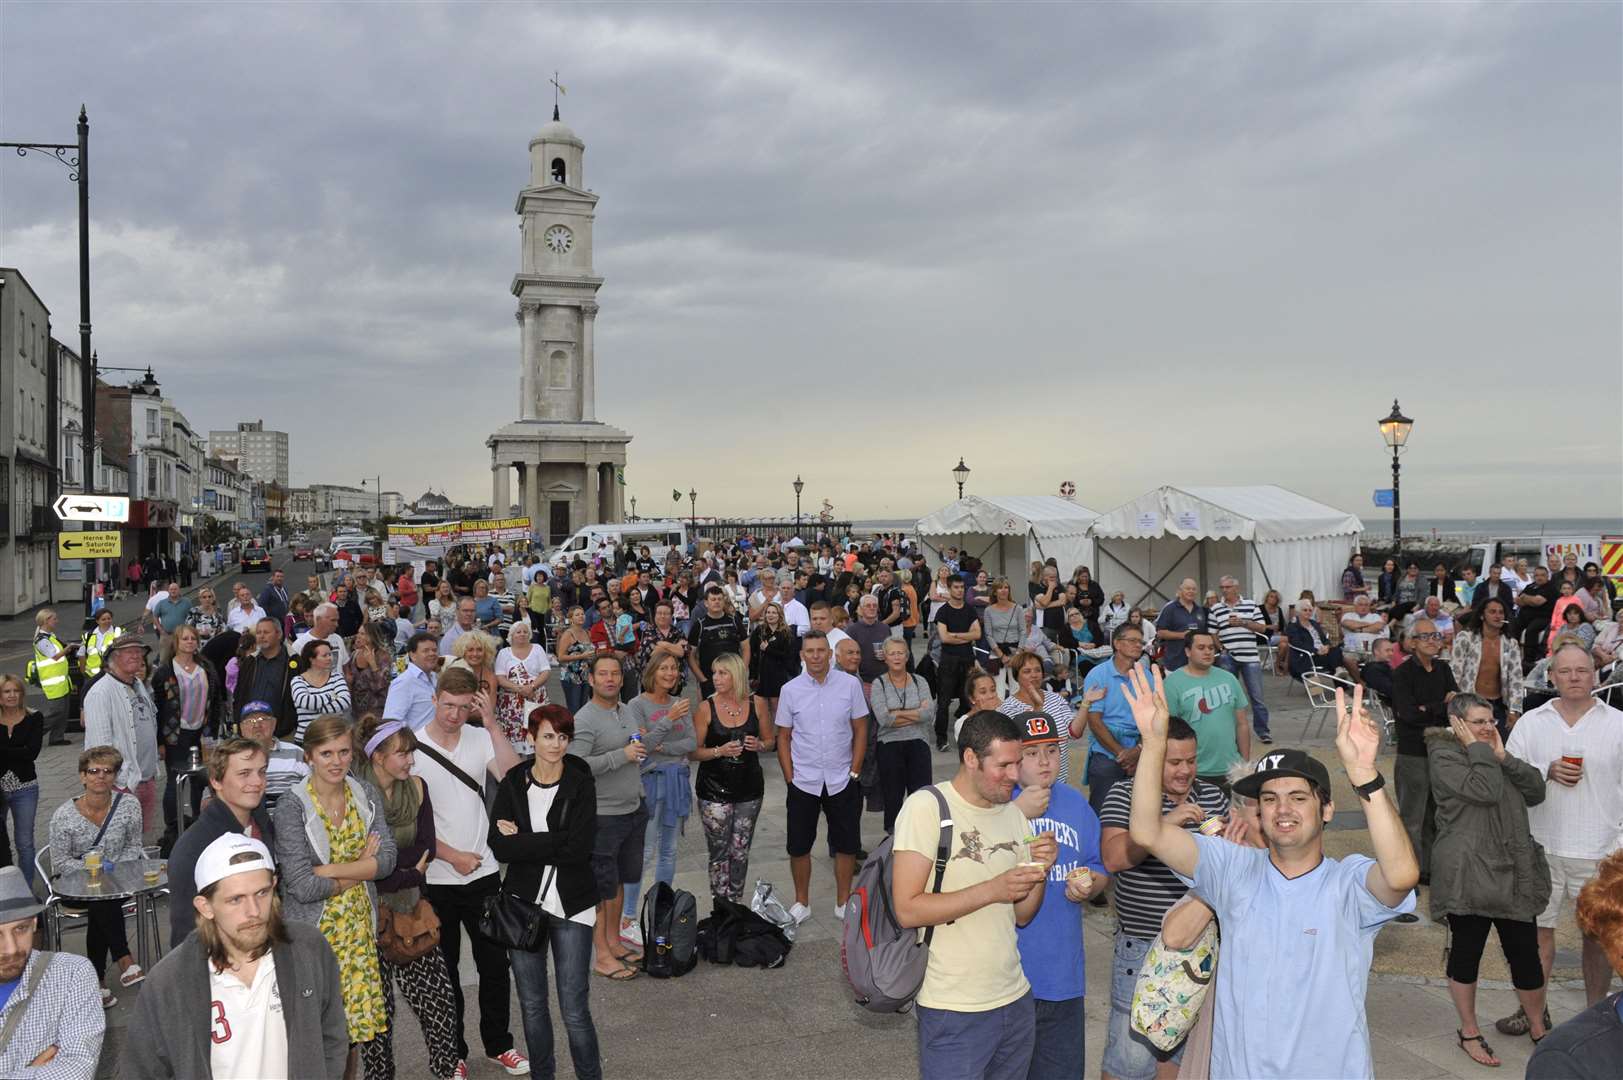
top-left (590, 800), bottom-right (649, 900)
top-left (1101, 933), bottom-right (1183, 1080)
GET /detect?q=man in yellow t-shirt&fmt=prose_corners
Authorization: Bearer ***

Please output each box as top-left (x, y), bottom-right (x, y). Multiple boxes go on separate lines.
top-left (892, 710), bottom-right (1056, 1080)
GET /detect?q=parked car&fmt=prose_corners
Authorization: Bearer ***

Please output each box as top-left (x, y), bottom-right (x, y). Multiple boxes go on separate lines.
top-left (293, 543), bottom-right (315, 560)
top-left (241, 542), bottom-right (273, 573)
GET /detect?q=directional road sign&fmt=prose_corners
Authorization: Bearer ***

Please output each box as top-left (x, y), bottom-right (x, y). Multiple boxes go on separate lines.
top-left (58, 531), bottom-right (122, 559)
top-left (53, 494), bottom-right (130, 523)
top-left (1372, 489), bottom-right (1395, 508)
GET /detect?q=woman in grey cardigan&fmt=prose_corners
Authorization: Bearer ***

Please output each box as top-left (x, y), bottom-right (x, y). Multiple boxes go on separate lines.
top-left (274, 713), bottom-right (398, 1079)
top-left (870, 638), bottom-right (935, 834)
top-left (1427, 693), bottom-right (1553, 1067)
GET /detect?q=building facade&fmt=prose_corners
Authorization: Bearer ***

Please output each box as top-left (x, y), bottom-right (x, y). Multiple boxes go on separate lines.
top-left (487, 109), bottom-right (630, 548)
top-left (208, 420), bottom-right (289, 487)
top-left (0, 269), bottom-right (58, 616)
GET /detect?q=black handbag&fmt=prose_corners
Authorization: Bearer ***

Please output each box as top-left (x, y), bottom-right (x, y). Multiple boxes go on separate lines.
top-left (479, 885), bottom-right (546, 951)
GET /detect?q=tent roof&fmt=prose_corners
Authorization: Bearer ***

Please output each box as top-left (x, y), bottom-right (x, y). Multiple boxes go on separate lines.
top-left (915, 495), bottom-right (1099, 539)
top-left (1087, 485), bottom-right (1363, 542)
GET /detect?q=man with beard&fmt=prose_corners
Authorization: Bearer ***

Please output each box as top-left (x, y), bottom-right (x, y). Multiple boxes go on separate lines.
top-left (123, 834), bottom-right (348, 1080)
top-left (1127, 673), bottom-right (1419, 1079)
top-left (892, 711), bottom-right (1056, 1080)
top-left (0, 866), bottom-right (103, 1077)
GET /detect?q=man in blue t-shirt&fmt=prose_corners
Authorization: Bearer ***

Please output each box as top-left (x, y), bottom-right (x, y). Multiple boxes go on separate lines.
top-left (1081, 623), bottom-right (1151, 815)
top-left (1010, 709), bottom-right (1110, 1080)
top-left (1125, 671), bottom-right (1419, 1080)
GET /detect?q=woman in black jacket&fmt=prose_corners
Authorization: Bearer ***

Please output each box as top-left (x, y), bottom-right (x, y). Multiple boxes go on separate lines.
top-left (489, 704), bottom-right (602, 1080)
top-left (151, 624), bottom-right (225, 843)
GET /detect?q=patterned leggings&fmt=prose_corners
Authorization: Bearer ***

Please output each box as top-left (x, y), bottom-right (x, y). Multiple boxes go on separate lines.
top-left (698, 797), bottom-right (762, 902)
top-left (358, 942), bottom-right (463, 1080)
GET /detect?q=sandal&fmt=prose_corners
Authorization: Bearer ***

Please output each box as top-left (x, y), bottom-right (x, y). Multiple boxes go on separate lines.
top-left (1456, 1030), bottom-right (1500, 1068)
top-left (119, 963), bottom-right (146, 987)
top-left (593, 963), bottom-right (638, 981)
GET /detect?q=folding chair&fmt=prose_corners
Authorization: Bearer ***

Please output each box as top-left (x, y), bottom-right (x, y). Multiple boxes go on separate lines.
top-left (1302, 669), bottom-right (1394, 744)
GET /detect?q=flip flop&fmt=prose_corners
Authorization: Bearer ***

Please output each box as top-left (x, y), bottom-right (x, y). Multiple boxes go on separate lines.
top-left (594, 963), bottom-right (638, 981)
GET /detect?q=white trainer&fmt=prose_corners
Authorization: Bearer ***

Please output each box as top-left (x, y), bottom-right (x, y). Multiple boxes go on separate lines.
top-left (787, 901), bottom-right (811, 925)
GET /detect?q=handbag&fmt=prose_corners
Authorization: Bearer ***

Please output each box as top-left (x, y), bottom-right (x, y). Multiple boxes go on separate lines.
top-left (1130, 920), bottom-right (1219, 1051)
top-left (479, 879), bottom-right (547, 951)
top-left (377, 898), bottom-right (441, 965)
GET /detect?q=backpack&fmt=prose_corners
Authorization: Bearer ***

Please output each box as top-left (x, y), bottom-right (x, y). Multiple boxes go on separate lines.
top-left (697, 895), bottom-right (792, 969)
top-left (841, 785), bottom-right (953, 1013)
top-left (640, 881), bottom-right (699, 978)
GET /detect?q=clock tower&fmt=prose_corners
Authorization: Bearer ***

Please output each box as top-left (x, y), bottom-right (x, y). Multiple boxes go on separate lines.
top-left (487, 107), bottom-right (630, 541)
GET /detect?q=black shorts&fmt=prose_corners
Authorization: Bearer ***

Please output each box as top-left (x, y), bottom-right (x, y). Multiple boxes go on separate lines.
top-left (590, 801), bottom-right (649, 900)
top-left (785, 780), bottom-right (862, 858)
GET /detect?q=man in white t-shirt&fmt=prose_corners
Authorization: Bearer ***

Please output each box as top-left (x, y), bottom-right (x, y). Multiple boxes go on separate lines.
top-left (1498, 642), bottom-right (1623, 1033)
top-left (892, 710), bottom-right (1053, 1079)
top-left (289, 602), bottom-right (350, 669)
top-left (410, 667), bottom-right (529, 1076)
top-left (122, 833), bottom-right (347, 1080)
top-left (778, 577), bottom-right (810, 637)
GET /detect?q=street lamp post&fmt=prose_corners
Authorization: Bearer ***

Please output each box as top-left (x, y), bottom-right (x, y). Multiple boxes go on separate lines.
top-left (688, 488), bottom-right (698, 538)
top-left (4, 108), bottom-right (95, 625)
top-left (793, 475), bottom-right (804, 536)
top-left (952, 457), bottom-right (971, 500)
top-left (361, 476), bottom-right (382, 529)
top-left (1378, 400), bottom-right (1414, 555)
top-left (629, 496), bottom-right (637, 522)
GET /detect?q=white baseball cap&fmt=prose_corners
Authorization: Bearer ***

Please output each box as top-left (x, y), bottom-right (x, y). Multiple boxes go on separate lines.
top-left (194, 833), bottom-right (275, 892)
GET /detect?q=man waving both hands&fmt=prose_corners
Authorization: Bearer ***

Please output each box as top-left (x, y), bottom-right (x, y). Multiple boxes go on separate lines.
top-left (1124, 667), bottom-right (1420, 1079)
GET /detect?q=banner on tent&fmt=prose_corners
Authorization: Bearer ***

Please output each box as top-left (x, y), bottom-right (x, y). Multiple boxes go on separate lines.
top-left (387, 518), bottom-right (532, 546)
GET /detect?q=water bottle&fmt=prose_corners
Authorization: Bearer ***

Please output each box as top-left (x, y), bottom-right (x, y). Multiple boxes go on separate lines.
top-left (654, 935), bottom-right (668, 952)
top-left (188, 746), bottom-right (202, 772)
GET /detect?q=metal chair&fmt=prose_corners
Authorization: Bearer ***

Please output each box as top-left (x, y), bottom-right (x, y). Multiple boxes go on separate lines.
top-left (1302, 669), bottom-right (1394, 743)
top-left (36, 848), bottom-right (140, 952)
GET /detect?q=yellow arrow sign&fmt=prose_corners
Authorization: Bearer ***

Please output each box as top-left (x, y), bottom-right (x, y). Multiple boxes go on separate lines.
top-left (58, 531), bottom-right (122, 559)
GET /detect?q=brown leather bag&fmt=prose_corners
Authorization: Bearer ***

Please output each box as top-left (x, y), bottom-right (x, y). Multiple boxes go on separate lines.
top-left (377, 899), bottom-right (441, 965)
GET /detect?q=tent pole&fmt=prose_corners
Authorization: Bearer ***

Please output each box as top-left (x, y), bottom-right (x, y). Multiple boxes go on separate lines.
top-left (1142, 539), bottom-right (1200, 607)
top-left (1198, 540), bottom-right (1209, 598)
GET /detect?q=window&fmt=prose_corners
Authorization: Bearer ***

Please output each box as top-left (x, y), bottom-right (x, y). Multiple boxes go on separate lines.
top-left (551, 157), bottom-right (567, 184)
top-left (146, 456), bottom-right (158, 496)
top-left (146, 410), bottom-right (158, 438)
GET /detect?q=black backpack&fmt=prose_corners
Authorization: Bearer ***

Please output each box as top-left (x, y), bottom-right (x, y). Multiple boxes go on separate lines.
top-left (640, 881), bottom-right (699, 978)
top-left (697, 896), bottom-right (792, 970)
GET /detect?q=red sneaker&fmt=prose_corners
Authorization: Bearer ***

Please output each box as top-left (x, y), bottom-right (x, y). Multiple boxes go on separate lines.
top-left (489, 1049), bottom-right (531, 1075)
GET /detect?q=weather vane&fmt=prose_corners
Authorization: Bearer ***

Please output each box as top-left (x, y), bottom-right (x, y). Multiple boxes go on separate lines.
top-left (550, 71), bottom-right (567, 120)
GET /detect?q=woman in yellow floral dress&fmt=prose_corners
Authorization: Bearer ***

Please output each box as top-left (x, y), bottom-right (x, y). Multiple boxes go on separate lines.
top-left (274, 713), bottom-right (398, 1078)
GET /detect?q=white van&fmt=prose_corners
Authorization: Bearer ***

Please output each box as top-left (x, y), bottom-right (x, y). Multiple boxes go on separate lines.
top-left (547, 520), bottom-right (688, 569)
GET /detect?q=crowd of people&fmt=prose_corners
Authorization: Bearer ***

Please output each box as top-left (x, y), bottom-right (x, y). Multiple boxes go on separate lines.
top-left (0, 532), bottom-right (1618, 1079)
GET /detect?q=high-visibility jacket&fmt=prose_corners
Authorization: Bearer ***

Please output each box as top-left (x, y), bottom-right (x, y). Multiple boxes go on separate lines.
top-left (81, 625), bottom-right (122, 677)
top-left (31, 633), bottom-right (71, 699)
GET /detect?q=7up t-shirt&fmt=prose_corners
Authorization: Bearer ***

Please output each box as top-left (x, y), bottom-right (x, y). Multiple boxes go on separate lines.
top-left (1164, 665), bottom-right (1249, 777)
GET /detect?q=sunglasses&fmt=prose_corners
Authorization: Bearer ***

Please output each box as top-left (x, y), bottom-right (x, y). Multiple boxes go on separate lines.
top-left (83, 766), bottom-right (116, 776)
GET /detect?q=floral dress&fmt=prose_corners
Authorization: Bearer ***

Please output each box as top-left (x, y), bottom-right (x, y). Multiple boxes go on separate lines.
top-left (309, 782), bottom-right (387, 1045)
top-left (495, 646), bottom-right (547, 753)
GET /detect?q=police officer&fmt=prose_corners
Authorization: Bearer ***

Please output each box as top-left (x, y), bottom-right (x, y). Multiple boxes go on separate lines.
top-left (29, 609), bottom-right (74, 745)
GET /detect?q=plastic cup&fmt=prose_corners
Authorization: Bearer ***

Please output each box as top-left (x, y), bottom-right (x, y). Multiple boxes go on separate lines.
top-left (1199, 816), bottom-right (1227, 837)
top-left (84, 848), bottom-right (103, 878)
top-left (142, 845), bottom-right (163, 886)
top-left (1561, 741), bottom-right (1584, 773)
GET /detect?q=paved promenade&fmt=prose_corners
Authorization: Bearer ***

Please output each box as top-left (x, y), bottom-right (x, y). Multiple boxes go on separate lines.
top-left (15, 625), bottom-right (1600, 1078)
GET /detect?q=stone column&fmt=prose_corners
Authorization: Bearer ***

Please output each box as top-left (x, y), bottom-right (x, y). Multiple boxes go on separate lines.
top-left (519, 304), bottom-right (540, 421)
top-left (584, 459), bottom-right (599, 526)
top-left (492, 459), bottom-right (511, 517)
top-left (526, 462), bottom-right (543, 526)
top-left (601, 462), bottom-right (616, 522)
top-left (513, 463), bottom-right (527, 521)
top-left (580, 302), bottom-right (598, 422)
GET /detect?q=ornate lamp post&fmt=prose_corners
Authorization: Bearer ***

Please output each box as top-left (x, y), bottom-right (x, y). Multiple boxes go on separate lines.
top-left (361, 476), bottom-right (383, 526)
top-left (952, 457), bottom-right (971, 499)
top-left (688, 488), bottom-right (698, 535)
top-left (793, 475), bottom-right (804, 535)
top-left (1378, 400), bottom-right (1414, 554)
top-left (629, 496), bottom-right (636, 522)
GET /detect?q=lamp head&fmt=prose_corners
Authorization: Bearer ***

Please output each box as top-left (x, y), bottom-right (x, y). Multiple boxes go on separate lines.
top-left (952, 457), bottom-right (971, 485)
top-left (1379, 399), bottom-right (1413, 449)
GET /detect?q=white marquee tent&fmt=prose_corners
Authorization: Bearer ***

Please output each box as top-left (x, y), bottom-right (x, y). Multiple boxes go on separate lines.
top-left (914, 496), bottom-right (1099, 581)
top-left (1086, 485), bottom-right (1363, 607)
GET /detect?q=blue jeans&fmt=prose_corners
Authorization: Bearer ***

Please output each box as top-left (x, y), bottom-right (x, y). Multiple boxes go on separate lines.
top-left (1028, 995), bottom-right (1085, 1080)
top-left (917, 991), bottom-right (1035, 1080)
top-left (509, 916), bottom-right (602, 1080)
top-left (1086, 752), bottom-right (1128, 818)
top-left (622, 772), bottom-right (683, 921)
top-left (1217, 655), bottom-right (1270, 736)
top-left (1102, 934), bottom-right (1183, 1080)
top-left (5, 784), bottom-right (38, 887)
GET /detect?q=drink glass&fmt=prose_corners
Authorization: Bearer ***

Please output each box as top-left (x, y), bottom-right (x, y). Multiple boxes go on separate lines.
top-left (84, 847), bottom-right (103, 879)
top-left (1561, 741), bottom-right (1584, 777)
top-left (142, 845), bottom-right (163, 886)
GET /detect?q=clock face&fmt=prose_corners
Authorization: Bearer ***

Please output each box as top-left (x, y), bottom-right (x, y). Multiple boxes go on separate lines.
top-left (544, 225), bottom-right (573, 254)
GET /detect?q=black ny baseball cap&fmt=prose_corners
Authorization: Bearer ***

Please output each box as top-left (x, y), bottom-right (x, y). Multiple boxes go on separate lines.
top-left (1231, 748), bottom-right (1332, 799)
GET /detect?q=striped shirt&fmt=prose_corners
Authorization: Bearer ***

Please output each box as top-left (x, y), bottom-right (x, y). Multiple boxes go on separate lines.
top-left (289, 674), bottom-right (351, 745)
top-left (999, 690), bottom-right (1078, 785)
top-left (1099, 778), bottom-right (1229, 940)
top-left (263, 739), bottom-right (310, 803)
top-left (1208, 599), bottom-right (1263, 664)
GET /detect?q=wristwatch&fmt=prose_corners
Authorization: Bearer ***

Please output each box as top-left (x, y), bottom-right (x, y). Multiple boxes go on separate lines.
top-left (850, 770), bottom-right (861, 783)
top-left (1352, 773), bottom-right (1385, 801)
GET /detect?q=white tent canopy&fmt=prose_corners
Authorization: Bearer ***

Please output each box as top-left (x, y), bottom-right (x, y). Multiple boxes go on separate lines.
top-left (1086, 485), bottom-right (1364, 607)
top-left (914, 496), bottom-right (1099, 581)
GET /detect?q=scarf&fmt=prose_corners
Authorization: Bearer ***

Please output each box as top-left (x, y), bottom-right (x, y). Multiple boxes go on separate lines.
top-left (354, 758), bottom-right (423, 912)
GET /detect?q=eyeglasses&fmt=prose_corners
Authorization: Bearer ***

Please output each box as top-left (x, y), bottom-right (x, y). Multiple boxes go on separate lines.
top-left (83, 767), bottom-right (116, 776)
top-left (1413, 632), bottom-right (1443, 641)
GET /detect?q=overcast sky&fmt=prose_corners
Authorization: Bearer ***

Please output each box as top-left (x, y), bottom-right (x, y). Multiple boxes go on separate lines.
top-left (3, 2), bottom-right (1618, 524)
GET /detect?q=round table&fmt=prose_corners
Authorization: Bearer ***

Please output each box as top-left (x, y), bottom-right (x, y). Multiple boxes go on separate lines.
top-left (48, 861), bottom-right (168, 971)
